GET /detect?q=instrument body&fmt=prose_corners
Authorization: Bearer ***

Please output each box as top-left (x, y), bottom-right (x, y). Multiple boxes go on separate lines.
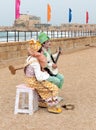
top-left (44, 47), bottom-right (61, 76)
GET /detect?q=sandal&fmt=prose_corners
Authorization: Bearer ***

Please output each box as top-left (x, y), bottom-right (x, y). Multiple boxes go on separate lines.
top-left (48, 106), bottom-right (62, 114)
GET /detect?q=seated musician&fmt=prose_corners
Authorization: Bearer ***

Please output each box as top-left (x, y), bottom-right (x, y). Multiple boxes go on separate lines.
top-left (38, 32), bottom-right (64, 90)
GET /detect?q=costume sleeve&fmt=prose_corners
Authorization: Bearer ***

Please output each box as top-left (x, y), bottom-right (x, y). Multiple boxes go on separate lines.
top-left (30, 62), bottom-right (49, 81)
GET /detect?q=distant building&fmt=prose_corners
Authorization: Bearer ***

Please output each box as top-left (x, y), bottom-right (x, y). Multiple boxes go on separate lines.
top-left (4, 14), bottom-right (96, 31)
top-left (14, 14), bottom-right (40, 28)
top-left (14, 14), bottom-right (51, 30)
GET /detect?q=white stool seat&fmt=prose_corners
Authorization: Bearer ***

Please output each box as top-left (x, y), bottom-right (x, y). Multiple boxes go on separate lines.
top-left (14, 84), bottom-right (38, 115)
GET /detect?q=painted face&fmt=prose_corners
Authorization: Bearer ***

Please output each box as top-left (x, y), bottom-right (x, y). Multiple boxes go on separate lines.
top-left (43, 40), bottom-right (51, 49)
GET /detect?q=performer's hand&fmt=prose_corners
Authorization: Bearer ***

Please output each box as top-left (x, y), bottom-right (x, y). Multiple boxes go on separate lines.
top-left (56, 47), bottom-right (62, 54)
top-left (52, 64), bottom-right (57, 69)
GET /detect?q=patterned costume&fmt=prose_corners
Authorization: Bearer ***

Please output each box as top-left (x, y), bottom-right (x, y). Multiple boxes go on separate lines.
top-left (24, 39), bottom-right (62, 113)
top-left (24, 56), bottom-right (58, 101)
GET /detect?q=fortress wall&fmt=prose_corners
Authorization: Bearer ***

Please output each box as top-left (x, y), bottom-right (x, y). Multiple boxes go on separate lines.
top-left (50, 36), bottom-right (96, 52)
top-left (0, 41), bottom-right (29, 60)
top-left (0, 36), bottom-right (96, 67)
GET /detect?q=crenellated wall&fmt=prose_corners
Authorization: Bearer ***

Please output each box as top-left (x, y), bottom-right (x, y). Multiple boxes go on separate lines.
top-left (0, 36), bottom-right (96, 68)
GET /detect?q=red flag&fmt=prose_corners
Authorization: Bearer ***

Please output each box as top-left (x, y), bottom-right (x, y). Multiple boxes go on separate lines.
top-left (86, 11), bottom-right (89, 24)
top-left (47, 4), bottom-right (51, 22)
top-left (15, 0), bottom-right (21, 19)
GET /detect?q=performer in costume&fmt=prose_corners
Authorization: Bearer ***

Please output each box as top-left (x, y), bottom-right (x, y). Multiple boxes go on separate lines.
top-left (24, 39), bottom-right (62, 114)
top-left (38, 32), bottom-right (64, 90)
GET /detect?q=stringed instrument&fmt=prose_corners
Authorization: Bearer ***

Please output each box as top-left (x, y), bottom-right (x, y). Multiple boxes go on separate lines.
top-left (9, 47), bottom-right (62, 76)
top-left (44, 47), bottom-right (62, 76)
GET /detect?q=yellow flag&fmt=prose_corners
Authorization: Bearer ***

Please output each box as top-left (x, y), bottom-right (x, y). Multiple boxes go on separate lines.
top-left (47, 4), bottom-right (51, 22)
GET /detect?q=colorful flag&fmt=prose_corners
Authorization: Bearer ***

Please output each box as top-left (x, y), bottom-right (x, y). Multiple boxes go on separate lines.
top-left (69, 8), bottom-right (72, 23)
top-left (15, 0), bottom-right (21, 19)
top-left (86, 11), bottom-right (89, 24)
top-left (47, 4), bottom-right (51, 22)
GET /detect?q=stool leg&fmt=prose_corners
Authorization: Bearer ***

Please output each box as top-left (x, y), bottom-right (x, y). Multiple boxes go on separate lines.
top-left (22, 92), bottom-right (28, 109)
top-left (14, 89), bottom-right (20, 114)
top-left (33, 91), bottom-right (38, 112)
top-left (22, 92), bottom-right (26, 108)
top-left (29, 90), bottom-right (33, 115)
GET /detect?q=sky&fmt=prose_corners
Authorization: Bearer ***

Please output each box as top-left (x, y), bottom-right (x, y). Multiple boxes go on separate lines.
top-left (0, 0), bottom-right (96, 26)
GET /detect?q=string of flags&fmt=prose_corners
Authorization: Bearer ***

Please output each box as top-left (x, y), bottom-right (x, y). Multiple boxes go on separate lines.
top-left (15, 1), bottom-right (90, 24)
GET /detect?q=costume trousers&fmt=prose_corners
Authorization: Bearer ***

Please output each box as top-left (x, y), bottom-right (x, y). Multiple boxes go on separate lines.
top-left (47, 73), bottom-right (64, 89)
top-left (24, 77), bottom-right (58, 100)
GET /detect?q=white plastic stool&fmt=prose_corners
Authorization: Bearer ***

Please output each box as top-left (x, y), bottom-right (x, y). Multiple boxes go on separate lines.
top-left (14, 84), bottom-right (38, 115)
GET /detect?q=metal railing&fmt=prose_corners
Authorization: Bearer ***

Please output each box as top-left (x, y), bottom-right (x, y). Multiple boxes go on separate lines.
top-left (0, 30), bottom-right (96, 42)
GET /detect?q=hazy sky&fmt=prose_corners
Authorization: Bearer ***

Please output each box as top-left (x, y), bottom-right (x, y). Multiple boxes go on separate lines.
top-left (0, 0), bottom-right (96, 26)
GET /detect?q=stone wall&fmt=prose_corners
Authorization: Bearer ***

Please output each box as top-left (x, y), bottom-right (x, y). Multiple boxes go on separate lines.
top-left (0, 36), bottom-right (96, 68)
top-left (51, 36), bottom-right (96, 52)
top-left (0, 41), bottom-right (28, 60)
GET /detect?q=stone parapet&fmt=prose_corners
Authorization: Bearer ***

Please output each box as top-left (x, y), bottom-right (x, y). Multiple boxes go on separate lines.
top-left (0, 36), bottom-right (96, 68)
top-left (0, 41), bottom-right (28, 60)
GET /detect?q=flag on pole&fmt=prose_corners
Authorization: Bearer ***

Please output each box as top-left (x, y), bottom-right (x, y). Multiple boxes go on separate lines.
top-left (47, 4), bottom-right (51, 22)
top-left (15, 0), bottom-right (21, 19)
top-left (86, 11), bottom-right (89, 24)
top-left (69, 8), bottom-right (72, 23)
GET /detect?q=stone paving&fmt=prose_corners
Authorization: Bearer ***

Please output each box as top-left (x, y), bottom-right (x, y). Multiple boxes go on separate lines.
top-left (0, 47), bottom-right (96, 130)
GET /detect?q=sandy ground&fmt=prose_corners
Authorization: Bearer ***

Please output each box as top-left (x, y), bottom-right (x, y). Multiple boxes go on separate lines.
top-left (0, 47), bottom-right (96, 130)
